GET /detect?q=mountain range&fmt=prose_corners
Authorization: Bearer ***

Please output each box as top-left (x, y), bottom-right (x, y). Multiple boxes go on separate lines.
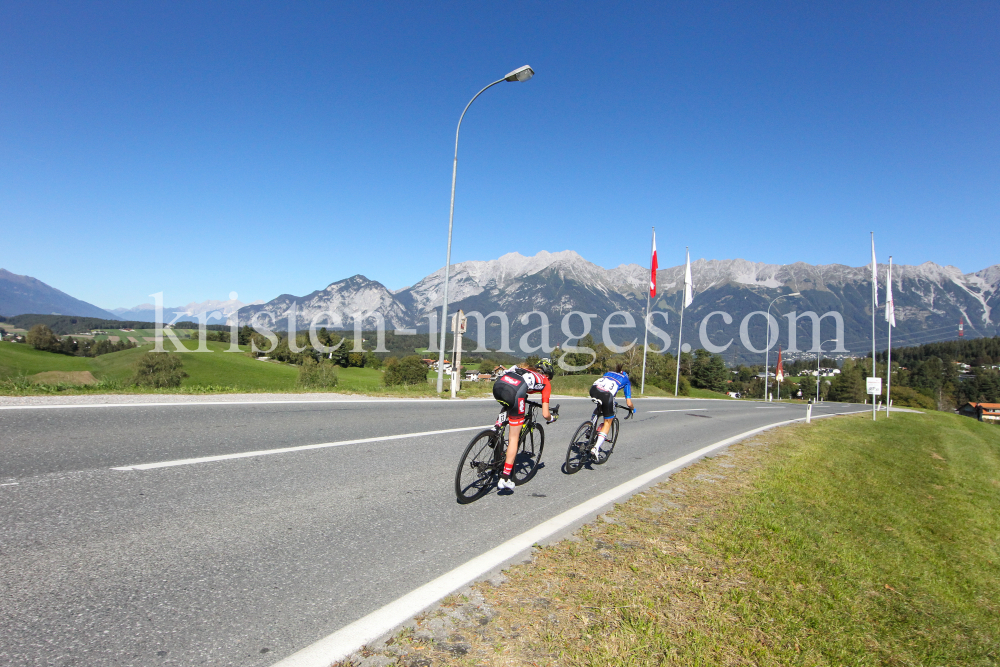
top-left (0, 269), bottom-right (256, 325)
top-left (4, 252), bottom-right (997, 364)
top-left (0, 269), bottom-right (121, 320)
top-left (111, 298), bottom-right (258, 325)
top-left (236, 251), bottom-right (1000, 363)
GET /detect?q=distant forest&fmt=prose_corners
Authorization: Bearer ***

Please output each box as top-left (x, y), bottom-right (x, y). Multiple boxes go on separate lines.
top-left (874, 335), bottom-right (1000, 367)
top-left (0, 314), bottom-right (228, 335)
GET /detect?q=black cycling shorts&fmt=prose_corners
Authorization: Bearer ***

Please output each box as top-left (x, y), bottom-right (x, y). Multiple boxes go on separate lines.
top-left (590, 384), bottom-right (615, 419)
top-left (493, 372), bottom-right (529, 425)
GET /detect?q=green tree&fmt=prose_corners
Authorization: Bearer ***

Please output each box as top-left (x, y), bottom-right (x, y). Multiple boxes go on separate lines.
top-left (691, 349), bottom-right (728, 392)
top-left (383, 355), bottom-right (429, 386)
top-left (828, 360), bottom-right (865, 403)
top-left (26, 324), bottom-right (59, 351)
top-left (297, 357), bottom-right (339, 389)
top-left (130, 352), bottom-right (188, 388)
top-left (363, 350), bottom-right (383, 369)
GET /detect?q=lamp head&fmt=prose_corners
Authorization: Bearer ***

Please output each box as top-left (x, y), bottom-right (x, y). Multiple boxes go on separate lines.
top-left (504, 65), bottom-right (535, 82)
top-left (789, 292), bottom-right (801, 297)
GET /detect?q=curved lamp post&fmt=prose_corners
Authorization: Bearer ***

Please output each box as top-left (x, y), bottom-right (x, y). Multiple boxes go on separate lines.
top-left (763, 292), bottom-right (800, 401)
top-left (436, 66), bottom-right (535, 393)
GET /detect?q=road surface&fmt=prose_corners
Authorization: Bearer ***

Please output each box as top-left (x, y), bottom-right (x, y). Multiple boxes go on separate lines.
top-left (0, 396), bottom-right (866, 666)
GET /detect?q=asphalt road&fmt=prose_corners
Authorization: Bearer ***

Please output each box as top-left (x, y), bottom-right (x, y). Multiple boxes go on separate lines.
top-left (0, 396), bottom-right (867, 666)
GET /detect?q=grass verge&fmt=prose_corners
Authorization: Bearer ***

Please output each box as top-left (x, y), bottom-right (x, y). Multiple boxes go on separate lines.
top-left (341, 410), bottom-right (1000, 666)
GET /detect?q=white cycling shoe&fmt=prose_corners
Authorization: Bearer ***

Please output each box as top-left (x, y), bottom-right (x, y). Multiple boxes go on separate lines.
top-left (497, 477), bottom-right (515, 491)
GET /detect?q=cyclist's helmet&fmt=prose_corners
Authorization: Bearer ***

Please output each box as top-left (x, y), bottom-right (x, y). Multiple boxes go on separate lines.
top-left (536, 358), bottom-right (554, 379)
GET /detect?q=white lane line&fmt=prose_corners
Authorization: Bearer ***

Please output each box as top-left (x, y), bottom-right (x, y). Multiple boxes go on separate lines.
top-left (111, 426), bottom-right (490, 471)
top-left (647, 408), bottom-right (708, 413)
top-left (269, 410), bottom-right (862, 667)
top-left (0, 398), bottom-right (496, 411)
top-left (0, 482), bottom-right (18, 487)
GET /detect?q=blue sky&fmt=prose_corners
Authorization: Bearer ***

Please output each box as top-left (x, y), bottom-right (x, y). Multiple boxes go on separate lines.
top-left (2, 1), bottom-right (997, 309)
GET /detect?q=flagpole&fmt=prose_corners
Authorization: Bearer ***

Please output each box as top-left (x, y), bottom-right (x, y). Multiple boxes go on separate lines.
top-left (674, 247), bottom-right (689, 397)
top-left (674, 304), bottom-right (685, 396)
top-left (871, 232), bottom-right (877, 422)
top-left (886, 256), bottom-right (893, 417)
top-left (640, 227), bottom-right (654, 395)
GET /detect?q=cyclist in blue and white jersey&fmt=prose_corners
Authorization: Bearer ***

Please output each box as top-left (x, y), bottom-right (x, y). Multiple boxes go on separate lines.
top-left (589, 364), bottom-right (634, 457)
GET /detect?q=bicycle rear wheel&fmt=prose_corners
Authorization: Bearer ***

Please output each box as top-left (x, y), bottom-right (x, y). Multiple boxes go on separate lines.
top-left (564, 421), bottom-right (593, 474)
top-left (512, 423), bottom-right (544, 485)
top-left (455, 429), bottom-right (502, 504)
top-left (593, 417), bottom-right (618, 465)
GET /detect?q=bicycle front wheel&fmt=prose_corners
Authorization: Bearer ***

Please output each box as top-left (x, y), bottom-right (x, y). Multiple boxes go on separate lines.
top-left (512, 423), bottom-right (544, 485)
top-left (455, 429), bottom-right (501, 504)
top-left (564, 421), bottom-right (592, 474)
top-left (593, 417), bottom-right (618, 465)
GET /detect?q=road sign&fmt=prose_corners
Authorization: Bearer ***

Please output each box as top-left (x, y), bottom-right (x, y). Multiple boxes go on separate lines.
top-left (867, 377), bottom-right (883, 395)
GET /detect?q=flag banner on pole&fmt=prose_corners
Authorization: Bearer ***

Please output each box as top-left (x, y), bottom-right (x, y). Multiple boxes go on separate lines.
top-left (649, 230), bottom-right (658, 298)
top-left (871, 234), bottom-right (878, 307)
top-left (885, 258), bottom-right (896, 327)
top-left (683, 248), bottom-right (693, 308)
top-left (776, 346), bottom-right (784, 383)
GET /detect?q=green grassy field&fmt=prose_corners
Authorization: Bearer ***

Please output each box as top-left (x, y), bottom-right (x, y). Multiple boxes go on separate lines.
top-left (2, 342), bottom-right (734, 400)
top-left (358, 409), bottom-right (1000, 667)
top-left (0, 341), bottom-right (448, 395)
top-left (90, 328), bottom-right (195, 341)
top-left (0, 342), bottom-right (95, 376)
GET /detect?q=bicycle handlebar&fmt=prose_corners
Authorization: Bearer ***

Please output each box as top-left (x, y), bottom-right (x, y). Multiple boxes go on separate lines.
top-left (526, 400), bottom-right (558, 413)
top-left (615, 402), bottom-right (635, 419)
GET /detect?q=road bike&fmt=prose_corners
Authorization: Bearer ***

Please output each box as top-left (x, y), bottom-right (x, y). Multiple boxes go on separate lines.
top-left (454, 400), bottom-right (558, 504)
top-left (564, 398), bottom-right (632, 473)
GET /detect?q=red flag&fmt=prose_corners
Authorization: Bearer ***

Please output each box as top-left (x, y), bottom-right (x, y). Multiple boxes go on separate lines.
top-left (649, 230), bottom-right (658, 298)
top-left (776, 346), bottom-right (784, 383)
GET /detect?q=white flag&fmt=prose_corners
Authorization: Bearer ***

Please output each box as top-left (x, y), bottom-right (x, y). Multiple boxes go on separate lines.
top-left (683, 248), bottom-right (693, 308)
top-left (871, 233), bottom-right (878, 307)
top-left (885, 257), bottom-right (896, 327)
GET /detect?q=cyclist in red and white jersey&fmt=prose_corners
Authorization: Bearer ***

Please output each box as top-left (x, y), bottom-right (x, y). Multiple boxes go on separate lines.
top-left (492, 358), bottom-right (557, 491)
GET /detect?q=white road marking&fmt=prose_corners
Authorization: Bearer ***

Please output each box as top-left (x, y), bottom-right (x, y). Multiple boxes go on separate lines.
top-left (0, 482), bottom-right (18, 487)
top-left (111, 425), bottom-right (490, 471)
top-left (647, 408), bottom-right (708, 413)
top-left (269, 409), bottom-right (864, 667)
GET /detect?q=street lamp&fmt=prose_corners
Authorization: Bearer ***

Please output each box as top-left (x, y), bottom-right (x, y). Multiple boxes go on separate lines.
top-left (763, 292), bottom-right (800, 402)
top-left (815, 338), bottom-right (838, 402)
top-left (436, 65), bottom-right (535, 393)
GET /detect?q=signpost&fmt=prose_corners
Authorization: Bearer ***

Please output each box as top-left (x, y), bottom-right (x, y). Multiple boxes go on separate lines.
top-left (867, 376), bottom-right (882, 421)
top-left (450, 310), bottom-right (467, 398)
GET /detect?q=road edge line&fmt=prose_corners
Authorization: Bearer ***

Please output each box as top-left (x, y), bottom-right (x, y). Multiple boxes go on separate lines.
top-left (270, 410), bottom-right (859, 667)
